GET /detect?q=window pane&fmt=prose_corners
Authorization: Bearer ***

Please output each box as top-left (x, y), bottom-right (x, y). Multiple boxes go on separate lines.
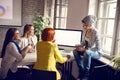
top-left (97, 19), bottom-right (114, 37)
top-left (106, 20), bottom-right (115, 36)
top-left (97, 19), bottom-right (114, 36)
top-left (98, 1), bottom-right (117, 18)
top-left (61, 6), bottom-right (67, 17)
top-left (56, 18), bottom-right (59, 28)
top-left (97, 19), bottom-right (104, 34)
top-left (60, 18), bottom-right (66, 28)
top-left (56, 5), bottom-right (68, 17)
top-left (98, 2), bottom-right (104, 18)
top-left (56, 18), bottom-right (66, 28)
top-left (102, 37), bottom-right (112, 54)
top-left (107, 2), bottom-right (116, 18)
top-left (56, 6), bottom-right (60, 17)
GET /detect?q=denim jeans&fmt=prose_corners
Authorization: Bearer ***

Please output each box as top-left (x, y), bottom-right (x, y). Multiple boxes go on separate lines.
top-left (73, 49), bottom-right (101, 77)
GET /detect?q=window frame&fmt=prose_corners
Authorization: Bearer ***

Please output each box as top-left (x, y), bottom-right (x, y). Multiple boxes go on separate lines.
top-left (96, 0), bottom-right (119, 58)
top-left (53, 0), bottom-right (68, 28)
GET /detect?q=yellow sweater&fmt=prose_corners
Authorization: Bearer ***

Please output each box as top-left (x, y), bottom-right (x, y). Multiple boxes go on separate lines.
top-left (33, 41), bottom-right (68, 80)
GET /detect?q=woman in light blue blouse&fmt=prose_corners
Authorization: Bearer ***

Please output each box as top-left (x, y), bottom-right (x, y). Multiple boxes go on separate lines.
top-left (73, 15), bottom-right (102, 80)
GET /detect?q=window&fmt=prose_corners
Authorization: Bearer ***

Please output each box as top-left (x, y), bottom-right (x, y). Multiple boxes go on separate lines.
top-left (54, 0), bottom-right (68, 28)
top-left (97, 0), bottom-right (118, 57)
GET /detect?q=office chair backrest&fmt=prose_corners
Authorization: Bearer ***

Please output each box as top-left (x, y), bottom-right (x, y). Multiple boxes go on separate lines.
top-left (31, 69), bottom-right (56, 80)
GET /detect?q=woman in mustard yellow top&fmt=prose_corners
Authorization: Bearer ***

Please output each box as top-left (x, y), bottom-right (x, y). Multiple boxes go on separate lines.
top-left (33, 27), bottom-right (70, 80)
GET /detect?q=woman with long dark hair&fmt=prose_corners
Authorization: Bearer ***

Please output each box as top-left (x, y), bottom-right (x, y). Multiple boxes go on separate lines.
top-left (0, 28), bottom-right (32, 80)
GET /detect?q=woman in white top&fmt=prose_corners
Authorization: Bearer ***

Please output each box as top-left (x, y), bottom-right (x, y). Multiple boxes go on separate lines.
top-left (0, 28), bottom-right (32, 80)
top-left (20, 24), bottom-right (37, 53)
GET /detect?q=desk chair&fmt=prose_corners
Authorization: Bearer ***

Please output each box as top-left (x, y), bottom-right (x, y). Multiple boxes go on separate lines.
top-left (31, 69), bottom-right (56, 80)
top-left (6, 67), bottom-right (31, 80)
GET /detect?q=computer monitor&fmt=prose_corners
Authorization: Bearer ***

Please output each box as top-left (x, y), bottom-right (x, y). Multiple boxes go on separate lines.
top-left (54, 29), bottom-right (83, 47)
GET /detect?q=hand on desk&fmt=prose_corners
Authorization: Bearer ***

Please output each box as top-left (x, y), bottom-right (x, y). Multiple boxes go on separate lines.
top-left (60, 50), bottom-right (74, 61)
top-left (66, 55), bottom-right (71, 59)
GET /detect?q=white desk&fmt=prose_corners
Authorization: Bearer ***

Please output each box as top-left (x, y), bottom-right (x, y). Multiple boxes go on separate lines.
top-left (60, 50), bottom-right (74, 61)
top-left (15, 51), bottom-right (114, 79)
top-left (19, 50), bottom-right (74, 66)
top-left (18, 50), bottom-right (79, 79)
top-left (18, 53), bottom-right (37, 66)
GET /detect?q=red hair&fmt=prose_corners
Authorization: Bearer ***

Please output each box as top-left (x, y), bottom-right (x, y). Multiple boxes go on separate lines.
top-left (41, 28), bottom-right (55, 41)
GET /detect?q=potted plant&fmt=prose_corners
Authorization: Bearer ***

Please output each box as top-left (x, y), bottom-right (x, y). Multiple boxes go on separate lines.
top-left (33, 12), bottom-right (49, 41)
top-left (111, 56), bottom-right (120, 71)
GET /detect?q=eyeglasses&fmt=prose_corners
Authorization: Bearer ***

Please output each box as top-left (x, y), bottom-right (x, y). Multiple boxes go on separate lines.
top-left (15, 32), bottom-right (20, 34)
top-left (83, 23), bottom-right (88, 26)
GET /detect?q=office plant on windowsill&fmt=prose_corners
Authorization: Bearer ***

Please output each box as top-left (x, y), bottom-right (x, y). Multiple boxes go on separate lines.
top-left (111, 56), bottom-right (120, 71)
top-left (33, 13), bottom-right (49, 41)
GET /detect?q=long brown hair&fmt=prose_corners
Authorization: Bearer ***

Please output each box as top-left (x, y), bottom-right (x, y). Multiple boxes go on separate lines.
top-left (23, 24), bottom-right (33, 37)
top-left (1, 28), bottom-right (18, 58)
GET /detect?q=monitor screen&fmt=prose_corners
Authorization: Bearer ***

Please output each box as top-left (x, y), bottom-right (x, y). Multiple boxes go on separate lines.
top-left (54, 29), bottom-right (83, 47)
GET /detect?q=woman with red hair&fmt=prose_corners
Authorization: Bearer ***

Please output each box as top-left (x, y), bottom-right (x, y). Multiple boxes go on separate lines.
top-left (33, 27), bottom-right (70, 80)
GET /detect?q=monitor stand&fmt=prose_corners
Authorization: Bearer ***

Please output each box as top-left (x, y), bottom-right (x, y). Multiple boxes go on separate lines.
top-left (58, 46), bottom-right (75, 52)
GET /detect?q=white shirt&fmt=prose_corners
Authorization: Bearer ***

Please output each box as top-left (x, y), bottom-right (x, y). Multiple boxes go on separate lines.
top-left (20, 35), bottom-right (37, 50)
top-left (0, 42), bottom-right (23, 79)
